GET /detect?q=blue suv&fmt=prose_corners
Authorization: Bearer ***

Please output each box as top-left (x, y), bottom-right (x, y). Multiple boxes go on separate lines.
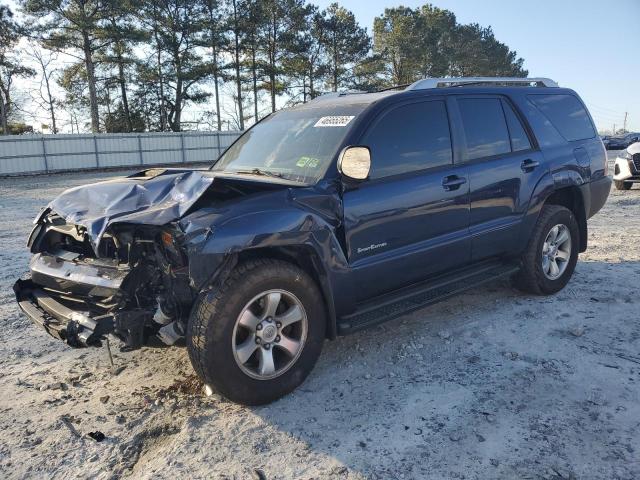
top-left (15, 77), bottom-right (611, 404)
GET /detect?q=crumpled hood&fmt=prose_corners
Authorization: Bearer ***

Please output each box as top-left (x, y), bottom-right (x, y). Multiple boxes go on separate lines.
top-left (47, 169), bottom-right (219, 250)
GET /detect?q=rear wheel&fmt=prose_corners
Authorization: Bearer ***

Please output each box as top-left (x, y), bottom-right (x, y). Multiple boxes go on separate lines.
top-left (513, 205), bottom-right (579, 295)
top-left (186, 259), bottom-right (325, 405)
top-left (614, 180), bottom-right (632, 190)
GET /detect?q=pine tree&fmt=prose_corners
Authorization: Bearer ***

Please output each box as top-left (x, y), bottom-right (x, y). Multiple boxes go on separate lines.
top-left (258, 0), bottom-right (309, 113)
top-left (450, 24), bottom-right (527, 77)
top-left (0, 5), bottom-right (35, 134)
top-left (24, 0), bottom-right (110, 133)
top-left (100, 0), bottom-right (145, 132)
top-left (227, 0), bottom-right (245, 129)
top-left (282, 4), bottom-right (327, 103)
top-left (140, 0), bottom-right (210, 131)
top-left (242, 0), bottom-right (267, 122)
top-left (57, 62), bottom-right (91, 132)
top-left (373, 5), bottom-right (527, 86)
top-left (373, 7), bottom-right (424, 85)
top-left (318, 3), bottom-right (370, 92)
top-left (199, 0), bottom-right (227, 131)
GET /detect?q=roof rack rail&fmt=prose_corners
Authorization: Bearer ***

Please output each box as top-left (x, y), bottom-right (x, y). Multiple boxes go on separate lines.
top-left (308, 90), bottom-right (367, 103)
top-left (406, 77), bottom-right (559, 90)
top-left (375, 83), bottom-right (411, 93)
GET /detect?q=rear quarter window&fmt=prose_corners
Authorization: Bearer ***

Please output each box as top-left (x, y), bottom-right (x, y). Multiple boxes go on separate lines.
top-left (528, 94), bottom-right (595, 142)
top-left (501, 100), bottom-right (532, 152)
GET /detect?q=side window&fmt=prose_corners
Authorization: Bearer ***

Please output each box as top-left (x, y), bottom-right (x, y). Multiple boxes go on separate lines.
top-left (528, 94), bottom-right (595, 141)
top-left (458, 98), bottom-right (511, 161)
top-left (501, 100), bottom-right (532, 152)
top-left (363, 100), bottom-right (452, 179)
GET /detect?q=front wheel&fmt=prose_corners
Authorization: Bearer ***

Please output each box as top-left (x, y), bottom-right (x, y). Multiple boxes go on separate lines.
top-left (614, 180), bottom-right (632, 190)
top-left (513, 205), bottom-right (579, 295)
top-left (186, 259), bottom-right (326, 405)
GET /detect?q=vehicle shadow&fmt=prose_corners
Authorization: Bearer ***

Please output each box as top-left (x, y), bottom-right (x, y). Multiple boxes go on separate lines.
top-left (237, 259), bottom-right (640, 479)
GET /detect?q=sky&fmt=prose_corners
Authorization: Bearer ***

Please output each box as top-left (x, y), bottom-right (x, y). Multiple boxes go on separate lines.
top-left (315, 0), bottom-right (640, 132)
top-left (7, 0), bottom-right (640, 133)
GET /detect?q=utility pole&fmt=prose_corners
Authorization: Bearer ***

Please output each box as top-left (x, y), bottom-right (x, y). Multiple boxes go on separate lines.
top-left (623, 112), bottom-right (628, 133)
top-left (613, 123), bottom-right (616, 135)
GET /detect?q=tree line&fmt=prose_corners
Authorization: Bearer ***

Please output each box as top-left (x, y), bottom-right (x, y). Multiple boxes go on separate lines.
top-left (0, 1), bottom-right (528, 135)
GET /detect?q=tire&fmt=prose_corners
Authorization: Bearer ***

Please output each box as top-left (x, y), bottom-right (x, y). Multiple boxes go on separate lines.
top-left (513, 205), bottom-right (579, 295)
top-left (186, 258), bottom-right (326, 405)
top-left (614, 180), bottom-right (632, 191)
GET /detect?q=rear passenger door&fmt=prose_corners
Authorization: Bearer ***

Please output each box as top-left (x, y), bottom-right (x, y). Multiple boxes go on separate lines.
top-left (342, 98), bottom-right (471, 301)
top-left (452, 95), bottom-right (546, 261)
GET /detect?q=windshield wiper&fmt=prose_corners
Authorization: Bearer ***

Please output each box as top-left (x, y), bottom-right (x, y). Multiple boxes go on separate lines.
top-left (233, 168), bottom-right (285, 179)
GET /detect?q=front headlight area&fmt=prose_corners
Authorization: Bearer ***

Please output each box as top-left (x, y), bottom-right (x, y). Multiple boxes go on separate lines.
top-left (613, 156), bottom-right (633, 180)
top-left (619, 150), bottom-right (632, 160)
top-left (105, 223), bottom-right (193, 348)
top-left (160, 226), bottom-right (187, 267)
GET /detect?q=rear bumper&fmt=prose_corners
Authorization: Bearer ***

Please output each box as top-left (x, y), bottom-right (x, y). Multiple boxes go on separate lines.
top-left (582, 175), bottom-right (612, 219)
top-left (14, 278), bottom-right (114, 347)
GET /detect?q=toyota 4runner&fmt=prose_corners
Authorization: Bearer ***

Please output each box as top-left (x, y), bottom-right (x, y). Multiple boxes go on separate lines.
top-left (14, 77), bottom-right (611, 405)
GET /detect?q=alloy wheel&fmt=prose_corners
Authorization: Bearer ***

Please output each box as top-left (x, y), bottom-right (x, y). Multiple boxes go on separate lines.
top-left (231, 289), bottom-right (308, 380)
top-left (541, 224), bottom-right (572, 280)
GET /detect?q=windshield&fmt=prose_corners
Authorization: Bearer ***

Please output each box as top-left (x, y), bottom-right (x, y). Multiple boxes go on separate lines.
top-left (211, 105), bottom-right (366, 183)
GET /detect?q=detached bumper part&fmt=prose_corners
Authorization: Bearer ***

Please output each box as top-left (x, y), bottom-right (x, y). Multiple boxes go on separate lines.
top-left (13, 279), bottom-right (113, 347)
top-left (29, 253), bottom-right (127, 298)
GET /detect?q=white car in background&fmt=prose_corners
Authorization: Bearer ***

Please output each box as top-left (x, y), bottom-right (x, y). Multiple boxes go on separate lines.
top-left (613, 142), bottom-right (640, 190)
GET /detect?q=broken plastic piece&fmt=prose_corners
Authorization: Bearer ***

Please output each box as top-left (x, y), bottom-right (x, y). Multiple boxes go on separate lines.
top-left (157, 321), bottom-right (183, 346)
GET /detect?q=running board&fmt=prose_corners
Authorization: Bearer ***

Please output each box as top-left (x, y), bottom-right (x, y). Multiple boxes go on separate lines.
top-left (337, 262), bottom-right (520, 334)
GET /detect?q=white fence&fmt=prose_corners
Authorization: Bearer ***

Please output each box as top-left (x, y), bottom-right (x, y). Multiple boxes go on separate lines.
top-left (0, 131), bottom-right (242, 176)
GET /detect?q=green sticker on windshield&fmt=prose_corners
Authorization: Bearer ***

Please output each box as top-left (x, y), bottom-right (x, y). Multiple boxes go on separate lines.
top-left (296, 156), bottom-right (321, 168)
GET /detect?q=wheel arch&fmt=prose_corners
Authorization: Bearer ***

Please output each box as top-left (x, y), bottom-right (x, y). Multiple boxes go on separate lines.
top-left (228, 245), bottom-right (338, 340)
top-left (543, 186), bottom-right (588, 252)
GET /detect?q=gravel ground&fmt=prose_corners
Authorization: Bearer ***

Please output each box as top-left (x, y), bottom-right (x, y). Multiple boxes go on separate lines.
top-left (0, 155), bottom-right (639, 479)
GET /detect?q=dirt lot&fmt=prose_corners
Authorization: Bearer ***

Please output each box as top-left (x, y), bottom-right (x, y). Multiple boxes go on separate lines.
top-left (0, 160), bottom-right (639, 479)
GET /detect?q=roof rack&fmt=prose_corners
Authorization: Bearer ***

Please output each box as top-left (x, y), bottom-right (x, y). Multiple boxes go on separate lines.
top-left (375, 84), bottom-right (411, 93)
top-left (406, 77), bottom-right (559, 90)
top-left (307, 90), bottom-right (367, 103)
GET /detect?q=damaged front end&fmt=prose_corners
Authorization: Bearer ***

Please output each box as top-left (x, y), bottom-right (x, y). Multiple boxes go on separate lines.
top-left (13, 169), bottom-right (226, 349)
top-left (15, 211), bottom-right (192, 349)
top-left (14, 167), bottom-right (334, 352)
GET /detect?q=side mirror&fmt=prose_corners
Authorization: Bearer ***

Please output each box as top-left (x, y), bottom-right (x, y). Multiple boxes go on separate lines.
top-left (338, 146), bottom-right (371, 181)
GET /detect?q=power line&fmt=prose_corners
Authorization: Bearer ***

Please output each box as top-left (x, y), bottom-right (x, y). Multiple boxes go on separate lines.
top-left (590, 109), bottom-right (624, 117)
top-left (589, 108), bottom-right (626, 118)
top-left (586, 102), bottom-right (626, 114)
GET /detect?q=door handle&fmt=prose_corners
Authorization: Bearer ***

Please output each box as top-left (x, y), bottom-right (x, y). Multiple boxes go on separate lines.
top-left (442, 175), bottom-right (467, 191)
top-left (521, 159), bottom-right (540, 172)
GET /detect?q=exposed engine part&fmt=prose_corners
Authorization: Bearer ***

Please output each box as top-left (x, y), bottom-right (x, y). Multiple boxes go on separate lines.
top-left (157, 321), bottom-right (184, 346)
top-left (153, 305), bottom-right (173, 326)
top-left (153, 296), bottom-right (177, 326)
top-left (114, 310), bottom-right (151, 351)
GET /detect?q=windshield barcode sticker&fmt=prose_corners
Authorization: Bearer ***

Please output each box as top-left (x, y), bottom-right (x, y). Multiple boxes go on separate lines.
top-left (314, 116), bottom-right (355, 127)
